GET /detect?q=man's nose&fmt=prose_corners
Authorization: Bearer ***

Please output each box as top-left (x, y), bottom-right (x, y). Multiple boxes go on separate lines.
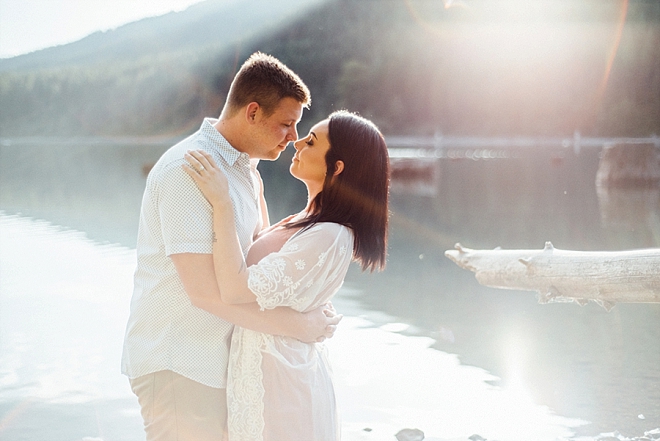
top-left (287, 126), bottom-right (298, 142)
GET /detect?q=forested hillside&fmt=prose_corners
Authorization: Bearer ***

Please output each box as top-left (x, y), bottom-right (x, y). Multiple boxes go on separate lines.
top-left (1, 0), bottom-right (659, 137)
top-left (0, 0), bottom-right (325, 136)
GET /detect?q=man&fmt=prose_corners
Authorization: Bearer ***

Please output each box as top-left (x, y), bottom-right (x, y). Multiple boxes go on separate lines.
top-left (121, 52), bottom-right (340, 440)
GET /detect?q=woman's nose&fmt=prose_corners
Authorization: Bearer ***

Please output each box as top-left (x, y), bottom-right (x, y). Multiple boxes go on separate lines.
top-left (293, 139), bottom-right (303, 150)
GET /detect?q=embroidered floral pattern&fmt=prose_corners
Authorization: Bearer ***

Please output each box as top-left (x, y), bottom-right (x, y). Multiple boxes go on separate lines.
top-left (317, 251), bottom-right (328, 267)
top-left (227, 329), bottom-right (266, 440)
top-left (295, 259), bottom-right (306, 270)
top-left (248, 257), bottom-right (305, 311)
top-left (283, 242), bottom-right (299, 252)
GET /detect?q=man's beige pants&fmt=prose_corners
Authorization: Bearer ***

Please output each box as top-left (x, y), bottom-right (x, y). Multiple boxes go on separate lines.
top-left (130, 370), bottom-right (227, 441)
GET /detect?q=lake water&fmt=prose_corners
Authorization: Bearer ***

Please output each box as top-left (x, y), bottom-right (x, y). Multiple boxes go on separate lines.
top-left (0, 141), bottom-right (658, 441)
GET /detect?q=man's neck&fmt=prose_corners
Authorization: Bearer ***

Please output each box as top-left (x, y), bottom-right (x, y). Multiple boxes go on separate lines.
top-left (213, 118), bottom-right (250, 156)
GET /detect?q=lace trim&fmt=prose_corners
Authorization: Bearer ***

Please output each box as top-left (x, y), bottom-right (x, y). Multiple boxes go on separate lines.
top-left (248, 258), bottom-right (307, 311)
top-left (227, 329), bottom-right (267, 441)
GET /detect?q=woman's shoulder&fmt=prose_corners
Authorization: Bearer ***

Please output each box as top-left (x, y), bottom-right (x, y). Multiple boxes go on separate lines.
top-left (296, 222), bottom-right (353, 244)
top-left (305, 222), bottom-right (350, 234)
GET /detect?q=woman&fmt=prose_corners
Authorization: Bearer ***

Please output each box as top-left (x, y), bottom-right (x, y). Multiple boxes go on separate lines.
top-left (183, 110), bottom-right (389, 440)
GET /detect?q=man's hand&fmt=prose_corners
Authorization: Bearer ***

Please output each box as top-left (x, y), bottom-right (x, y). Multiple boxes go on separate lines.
top-left (299, 302), bottom-right (343, 343)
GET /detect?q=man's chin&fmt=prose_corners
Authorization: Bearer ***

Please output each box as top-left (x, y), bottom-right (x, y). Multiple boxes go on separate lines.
top-left (265, 151), bottom-right (283, 161)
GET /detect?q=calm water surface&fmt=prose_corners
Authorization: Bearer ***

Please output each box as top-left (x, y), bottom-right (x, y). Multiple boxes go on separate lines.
top-left (0, 141), bottom-right (658, 440)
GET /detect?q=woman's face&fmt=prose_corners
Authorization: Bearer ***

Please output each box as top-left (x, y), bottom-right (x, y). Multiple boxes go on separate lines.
top-left (290, 119), bottom-right (331, 193)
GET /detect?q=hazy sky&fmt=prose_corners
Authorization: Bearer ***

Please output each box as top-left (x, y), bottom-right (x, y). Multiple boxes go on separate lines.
top-left (0, 0), bottom-right (207, 58)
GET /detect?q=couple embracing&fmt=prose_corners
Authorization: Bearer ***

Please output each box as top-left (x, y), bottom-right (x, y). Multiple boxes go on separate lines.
top-left (121, 52), bottom-right (390, 441)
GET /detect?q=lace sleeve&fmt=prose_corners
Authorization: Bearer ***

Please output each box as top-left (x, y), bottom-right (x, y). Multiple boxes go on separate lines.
top-left (247, 223), bottom-right (353, 312)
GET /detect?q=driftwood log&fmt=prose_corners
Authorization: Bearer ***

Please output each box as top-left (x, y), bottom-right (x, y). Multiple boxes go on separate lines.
top-left (445, 242), bottom-right (660, 310)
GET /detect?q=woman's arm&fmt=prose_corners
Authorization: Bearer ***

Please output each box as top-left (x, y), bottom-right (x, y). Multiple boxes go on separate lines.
top-left (170, 252), bottom-right (340, 342)
top-left (183, 150), bottom-right (260, 304)
top-left (252, 162), bottom-right (271, 231)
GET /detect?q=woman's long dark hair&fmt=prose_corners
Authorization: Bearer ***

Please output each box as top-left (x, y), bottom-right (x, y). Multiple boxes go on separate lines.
top-left (289, 110), bottom-right (390, 272)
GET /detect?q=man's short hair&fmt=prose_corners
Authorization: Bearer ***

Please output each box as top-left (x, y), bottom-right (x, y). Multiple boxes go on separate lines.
top-left (225, 52), bottom-right (311, 117)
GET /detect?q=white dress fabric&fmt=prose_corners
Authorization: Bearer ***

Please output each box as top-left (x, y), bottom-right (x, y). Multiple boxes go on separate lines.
top-left (227, 222), bottom-right (353, 441)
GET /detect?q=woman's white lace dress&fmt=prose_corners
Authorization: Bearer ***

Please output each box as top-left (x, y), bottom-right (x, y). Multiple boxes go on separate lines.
top-left (227, 222), bottom-right (353, 441)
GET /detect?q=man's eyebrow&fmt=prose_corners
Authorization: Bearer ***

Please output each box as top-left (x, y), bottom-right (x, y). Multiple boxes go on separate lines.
top-left (310, 132), bottom-right (318, 140)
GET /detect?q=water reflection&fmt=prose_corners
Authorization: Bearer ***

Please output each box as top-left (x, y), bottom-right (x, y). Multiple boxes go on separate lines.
top-left (1, 142), bottom-right (659, 439)
top-left (596, 185), bottom-right (660, 248)
top-left (0, 213), bottom-right (585, 441)
top-left (390, 157), bottom-right (440, 197)
top-left (343, 147), bottom-right (660, 438)
top-left (329, 315), bottom-right (586, 441)
top-left (0, 214), bottom-right (143, 440)
top-left (0, 142), bottom-right (168, 246)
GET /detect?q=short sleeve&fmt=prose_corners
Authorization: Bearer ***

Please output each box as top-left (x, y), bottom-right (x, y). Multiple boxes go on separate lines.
top-left (158, 163), bottom-right (213, 256)
top-left (247, 223), bottom-right (352, 312)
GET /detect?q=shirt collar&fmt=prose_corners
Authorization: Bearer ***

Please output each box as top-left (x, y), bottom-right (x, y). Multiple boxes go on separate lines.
top-left (199, 118), bottom-right (249, 167)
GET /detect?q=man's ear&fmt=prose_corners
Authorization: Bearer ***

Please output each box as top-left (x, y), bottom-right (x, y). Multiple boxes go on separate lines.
top-left (245, 102), bottom-right (260, 124)
top-left (333, 160), bottom-right (344, 177)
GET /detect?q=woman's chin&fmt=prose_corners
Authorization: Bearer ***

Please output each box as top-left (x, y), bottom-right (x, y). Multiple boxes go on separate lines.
top-left (289, 165), bottom-right (300, 180)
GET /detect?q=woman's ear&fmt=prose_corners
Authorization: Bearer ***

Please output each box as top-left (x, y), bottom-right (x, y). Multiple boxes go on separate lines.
top-left (333, 160), bottom-right (345, 177)
top-left (245, 102), bottom-right (260, 124)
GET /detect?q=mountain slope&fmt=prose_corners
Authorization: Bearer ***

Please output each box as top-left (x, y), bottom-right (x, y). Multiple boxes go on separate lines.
top-left (1, 0), bottom-right (659, 138)
top-left (0, 0), bottom-right (327, 136)
top-left (0, 0), bottom-right (324, 73)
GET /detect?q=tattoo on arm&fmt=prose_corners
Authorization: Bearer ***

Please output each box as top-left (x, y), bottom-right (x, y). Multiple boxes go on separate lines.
top-left (212, 232), bottom-right (217, 243)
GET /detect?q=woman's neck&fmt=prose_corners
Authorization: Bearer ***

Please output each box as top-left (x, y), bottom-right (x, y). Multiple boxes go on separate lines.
top-left (304, 185), bottom-right (320, 213)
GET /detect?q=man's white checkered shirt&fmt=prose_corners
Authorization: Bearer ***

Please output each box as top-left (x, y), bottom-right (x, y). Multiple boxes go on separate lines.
top-left (121, 118), bottom-right (262, 388)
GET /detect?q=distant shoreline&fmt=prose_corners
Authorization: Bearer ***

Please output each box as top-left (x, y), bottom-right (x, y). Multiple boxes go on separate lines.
top-left (0, 136), bottom-right (183, 147)
top-left (3, 135), bottom-right (659, 150)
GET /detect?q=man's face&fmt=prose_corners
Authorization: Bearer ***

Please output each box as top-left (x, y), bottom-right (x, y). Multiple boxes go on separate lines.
top-left (249, 97), bottom-right (303, 160)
